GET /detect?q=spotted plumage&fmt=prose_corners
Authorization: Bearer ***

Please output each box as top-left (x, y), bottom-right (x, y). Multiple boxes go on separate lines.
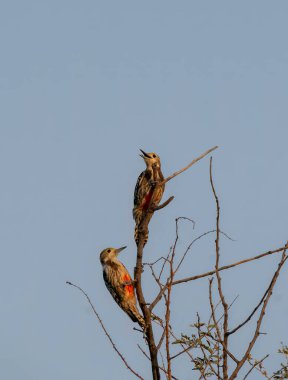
top-left (100, 247), bottom-right (145, 328)
top-left (133, 150), bottom-right (165, 245)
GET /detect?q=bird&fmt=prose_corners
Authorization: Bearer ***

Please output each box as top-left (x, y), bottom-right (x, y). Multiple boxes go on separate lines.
top-left (99, 246), bottom-right (145, 328)
top-left (133, 150), bottom-right (165, 245)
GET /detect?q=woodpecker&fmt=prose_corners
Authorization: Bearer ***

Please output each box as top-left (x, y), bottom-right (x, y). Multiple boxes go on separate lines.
top-left (99, 246), bottom-right (145, 328)
top-left (133, 150), bottom-right (165, 245)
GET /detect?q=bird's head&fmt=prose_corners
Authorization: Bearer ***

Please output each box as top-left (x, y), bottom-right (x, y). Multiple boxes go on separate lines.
top-left (99, 246), bottom-right (127, 265)
top-left (139, 149), bottom-right (161, 169)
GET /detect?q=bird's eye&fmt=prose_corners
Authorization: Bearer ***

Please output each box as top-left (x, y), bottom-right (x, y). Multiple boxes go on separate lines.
top-left (107, 249), bottom-right (111, 253)
top-left (153, 154), bottom-right (156, 158)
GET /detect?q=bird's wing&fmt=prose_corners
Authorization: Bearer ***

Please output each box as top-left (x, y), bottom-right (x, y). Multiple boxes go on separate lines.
top-left (134, 170), bottom-right (151, 206)
top-left (103, 267), bottom-right (123, 306)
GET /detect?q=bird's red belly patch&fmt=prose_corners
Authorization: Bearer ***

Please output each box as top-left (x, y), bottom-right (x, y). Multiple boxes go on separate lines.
top-left (123, 273), bottom-right (134, 296)
top-left (142, 189), bottom-right (154, 210)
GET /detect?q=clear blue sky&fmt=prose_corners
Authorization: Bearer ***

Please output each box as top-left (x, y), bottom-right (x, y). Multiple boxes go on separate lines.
top-left (1, 1), bottom-right (288, 379)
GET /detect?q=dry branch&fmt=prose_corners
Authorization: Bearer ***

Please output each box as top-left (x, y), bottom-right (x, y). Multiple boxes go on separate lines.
top-left (208, 279), bottom-right (239, 365)
top-left (66, 281), bottom-right (144, 380)
top-left (134, 213), bottom-right (161, 380)
top-left (210, 157), bottom-right (229, 380)
top-left (229, 251), bottom-right (288, 380)
top-left (137, 344), bottom-right (180, 380)
top-left (154, 196), bottom-right (175, 211)
top-left (172, 245), bottom-right (287, 286)
top-left (196, 313), bottom-right (220, 379)
top-left (162, 146), bottom-right (218, 184)
top-left (243, 355), bottom-right (269, 380)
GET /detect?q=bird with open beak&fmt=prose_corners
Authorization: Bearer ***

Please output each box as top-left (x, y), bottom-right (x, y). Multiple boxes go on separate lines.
top-left (133, 149), bottom-right (165, 245)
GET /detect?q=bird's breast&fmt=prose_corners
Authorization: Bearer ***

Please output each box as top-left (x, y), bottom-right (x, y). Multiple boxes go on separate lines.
top-left (122, 273), bottom-right (134, 297)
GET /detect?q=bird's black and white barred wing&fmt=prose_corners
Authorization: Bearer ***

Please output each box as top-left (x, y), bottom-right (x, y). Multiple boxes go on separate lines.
top-left (133, 171), bottom-right (145, 207)
top-left (103, 266), bottom-right (123, 307)
top-left (133, 170), bottom-right (152, 206)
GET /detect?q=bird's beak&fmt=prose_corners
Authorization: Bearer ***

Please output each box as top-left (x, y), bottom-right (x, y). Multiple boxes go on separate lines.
top-left (139, 149), bottom-right (150, 158)
top-left (116, 246), bottom-right (127, 254)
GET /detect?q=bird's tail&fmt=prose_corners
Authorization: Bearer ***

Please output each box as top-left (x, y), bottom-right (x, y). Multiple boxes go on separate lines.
top-left (134, 226), bottom-right (149, 246)
top-left (127, 305), bottom-right (146, 329)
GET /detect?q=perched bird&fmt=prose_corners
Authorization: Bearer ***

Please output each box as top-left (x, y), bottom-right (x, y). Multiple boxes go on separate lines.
top-left (99, 246), bottom-right (145, 328)
top-left (133, 150), bottom-right (165, 245)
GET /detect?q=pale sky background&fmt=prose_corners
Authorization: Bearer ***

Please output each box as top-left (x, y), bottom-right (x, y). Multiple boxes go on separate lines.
top-left (1, 1), bottom-right (288, 379)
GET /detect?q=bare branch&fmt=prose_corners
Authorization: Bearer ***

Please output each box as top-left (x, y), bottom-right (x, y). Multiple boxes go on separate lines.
top-left (243, 355), bottom-right (269, 380)
top-left (66, 281), bottom-right (144, 380)
top-left (208, 279), bottom-right (239, 364)
top-left (229, 251), bottom-right (288, 380)
top-left (172, 245), bottom-right (287, 286)
top-left (137, 345), bottom-right (180, 380)
top-left (164, 219), bottom-right (181, 380)
top-left (158, 248), bottom-right (173, 282)
top-left (174, 227), bottom-right (234, 276)
top-left (150, 227), bottom-right (234, 312)
top-left (210, 157), bottom-right (229, 380)
top-left (162, 146), bottom-right (218, 184)
top-left (227, 288), bottom-right (272, 336)
top-left (134, 213), bottom-right (161, 380)
top-left (209, 278), bottom-right (224, 351)
top-left (164, 289), bottom-right (172, 380)
top-left (228, 243), bottom-right (288, 336)
top-left (196, 312), bottom-right (220, 379)
top-left (157, 328), bottom-right (166, 351)
top-left (170, 345), bottom-right (194, 361)
top-left (154, 196), bottom-right (175, 211)
top-left (166, 325), bottom-right (195, 362)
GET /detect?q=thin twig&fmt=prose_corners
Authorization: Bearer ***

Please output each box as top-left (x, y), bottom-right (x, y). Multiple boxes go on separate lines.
top-left (66, 281), bottom-right (144, 380)
top-left (149, 217), bottom-right (194, 313)
top-left (210, 157), bottom-right (229, 380)
top-left (227, 288), bottom-right (271, 336)
top-left (196, 312), bottom-right (220, 379)
top-left (150, 228), bottom-right (235, 312)
top-left (164, 290), bottom-right (172, 380)
top-left (229, 250), bottom-right (288, 380)
top-left (175, 229), bottom-right (233, 275)
top-left (208, 293), bottom-right (239, 364)
top-left (172, 245), bottom-right (287, 286)
top-left (154, 196), bottom-right (175, 211)
top-left (137, 345), bottom-right (180, 380)
top-left (170, 345), bottom-right (193, 361)
top-left (157, 328), bottom-right (166, 351)
top-left (164, 218), bottom-right (182, 380)
top-left (208, 279), bottom-right (238, 364)
top-left (159, 247), bottom-right (173, 282)
top-left (160, 320), bottom-right (196, 362)
top-left (243, 355), bottom-right (269, 380)
top-left (162, 146), bottom-right (218, 184)
top-left (143, 256), bottom-right (170, 267)
top-left (209, 278), bottom-right (224, 350)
